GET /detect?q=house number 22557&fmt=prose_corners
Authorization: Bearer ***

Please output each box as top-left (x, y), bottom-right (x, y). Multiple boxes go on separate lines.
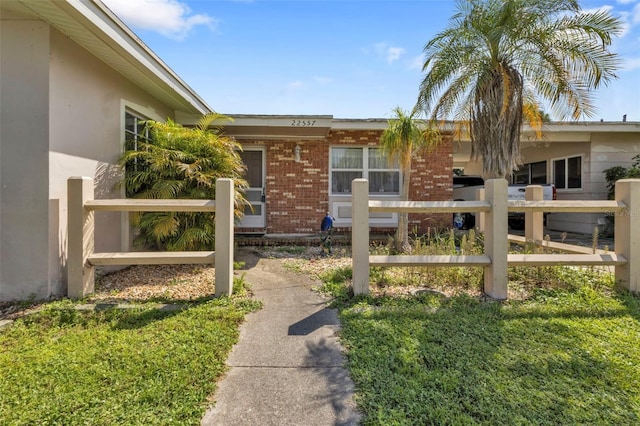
top-left (291, 120), bottom-right (316, 127)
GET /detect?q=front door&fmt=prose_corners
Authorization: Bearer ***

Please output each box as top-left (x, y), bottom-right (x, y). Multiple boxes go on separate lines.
top-left (239, 148), bottom-right (266, 228)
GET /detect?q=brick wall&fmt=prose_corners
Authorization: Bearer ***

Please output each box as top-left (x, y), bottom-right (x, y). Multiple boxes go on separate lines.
top-left (238, 130), bottom-right (453, 234)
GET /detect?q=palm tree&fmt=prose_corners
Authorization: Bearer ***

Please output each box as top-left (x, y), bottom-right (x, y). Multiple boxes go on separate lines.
top-left (415, 0), bottom-right (622, 178)
top-left (380, 107), bottom-right (440, 252)
top-left (120, 113), bottom-right (248, 250)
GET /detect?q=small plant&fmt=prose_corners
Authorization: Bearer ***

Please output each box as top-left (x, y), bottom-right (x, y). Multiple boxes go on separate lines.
top-left (592, 226), bottom-right (599, 254)
top-left (233, 273), bottom-right (250, 296)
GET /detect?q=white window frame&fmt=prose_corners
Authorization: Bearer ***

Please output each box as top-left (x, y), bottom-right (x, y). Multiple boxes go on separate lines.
top-left (124, 110), bottom-right (150, 154)
top-left (329, 146), bottom-right (401, 196)
top-left (511, 160), bottom-right (547, 185)
top-left (552, 155), bottom-right (583, 191)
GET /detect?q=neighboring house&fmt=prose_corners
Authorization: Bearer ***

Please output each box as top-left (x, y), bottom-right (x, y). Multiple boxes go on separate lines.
top-left (0, 0), bottom-right (212, 301)
top-left (454, 122), bottom-right (640, 235)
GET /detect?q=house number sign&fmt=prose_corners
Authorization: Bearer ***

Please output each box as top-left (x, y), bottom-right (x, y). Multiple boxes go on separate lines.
top-left (291, 120), bottom-right (316, 127)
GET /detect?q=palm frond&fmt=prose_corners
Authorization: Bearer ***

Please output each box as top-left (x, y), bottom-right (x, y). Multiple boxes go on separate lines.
top-left (415, 0), bottom-right (622, 177)
top-left (119, 113), bottom-right (249, 250)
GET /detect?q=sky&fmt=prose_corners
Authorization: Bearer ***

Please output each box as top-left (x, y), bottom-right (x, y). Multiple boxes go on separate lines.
top-left (102, 0), bottom-right (640, 121)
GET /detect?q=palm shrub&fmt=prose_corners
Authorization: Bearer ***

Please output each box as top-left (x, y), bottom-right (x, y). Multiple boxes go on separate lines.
top-left (120, 113), bottom-right (248, 250)
top-left (379, 107), bottom-right (440, 253)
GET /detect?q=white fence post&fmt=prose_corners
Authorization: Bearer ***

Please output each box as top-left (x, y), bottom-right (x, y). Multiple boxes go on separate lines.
top-left (615, 179), bottom-right (640, 293)
top-left (67, 177), bottom-right (95, 298)
top-left (484, 179), bottom-right (508, 299)
top-left (476, 188), bottom-right (485, 233)
top-left (215, 178), bottom-right (234, 297)
top-left (525, 185), bottom-right (543, 249)
top-left (352, 179), bottom-right (370, 295)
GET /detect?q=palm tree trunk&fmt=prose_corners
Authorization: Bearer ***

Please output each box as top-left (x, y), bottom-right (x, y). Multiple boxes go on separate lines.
top-left (396, 165), bottom-right (412, 252)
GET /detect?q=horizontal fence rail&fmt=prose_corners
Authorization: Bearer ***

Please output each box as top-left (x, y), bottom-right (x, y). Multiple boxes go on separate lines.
top-left (85, 199), bottom-right (217, 212)
top-left (67, 177), bottom-right (234, 298)
top-left (352, 178), bottom-right (640, 299)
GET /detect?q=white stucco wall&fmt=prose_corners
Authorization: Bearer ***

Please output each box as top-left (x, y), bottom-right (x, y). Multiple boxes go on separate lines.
top-left (0, 16), bottom-right (52, 301)
top-left (48, 28), bottom-right (173, 297)
top-left (0, 11), bottom-right (173, 301)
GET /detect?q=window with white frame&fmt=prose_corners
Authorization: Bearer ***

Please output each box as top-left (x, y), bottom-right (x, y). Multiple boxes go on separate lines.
top-left (330, 147), bottom-right (399, 195)
top-left (553, 155), bottom-right (582, 190)
top-left (512, 161), bottom-right (547, 185)
top-left (124, 111), bottom-right (149, 152)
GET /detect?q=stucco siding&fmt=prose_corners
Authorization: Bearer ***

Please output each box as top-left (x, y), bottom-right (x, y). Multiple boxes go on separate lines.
top-left (0, 18), bottom-right (52, 300)
top-left (48, 28), bottom-right (174, 296)
top-left (0, 14), bottom-right (178, 301)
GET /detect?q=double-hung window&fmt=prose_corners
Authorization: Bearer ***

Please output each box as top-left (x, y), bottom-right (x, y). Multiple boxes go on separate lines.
top-left (330, 147), bottom-right (399, 195)
top-left (553, 155), bottom-right (582, 190)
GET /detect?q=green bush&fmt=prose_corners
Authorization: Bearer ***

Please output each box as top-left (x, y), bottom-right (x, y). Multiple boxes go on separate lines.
top-left (120, 114), bottom-right (248, 250)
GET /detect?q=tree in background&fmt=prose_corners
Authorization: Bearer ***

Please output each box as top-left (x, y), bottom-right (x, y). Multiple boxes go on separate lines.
top-left (604, 154), bottom-right (640, 200)
top-left (380, 107), bottom-right (440, 252)
top-left (120, 113), bottom-right (248, 251)
top-left (415, 0), bottom-right (622, 179)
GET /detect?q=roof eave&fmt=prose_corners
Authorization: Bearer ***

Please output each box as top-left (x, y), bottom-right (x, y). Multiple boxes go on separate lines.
top-left (17, 0), bottom-right (211, 115)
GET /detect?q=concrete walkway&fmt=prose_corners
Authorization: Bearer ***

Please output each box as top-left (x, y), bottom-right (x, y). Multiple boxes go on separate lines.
top-left (201, 249), bottom-right (361, 426)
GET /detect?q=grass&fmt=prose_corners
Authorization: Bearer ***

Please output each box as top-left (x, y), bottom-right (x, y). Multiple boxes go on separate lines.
top-left (0, 293), bottom-right (260, 424)
top-left (312, 232), bottom-right (640, 425)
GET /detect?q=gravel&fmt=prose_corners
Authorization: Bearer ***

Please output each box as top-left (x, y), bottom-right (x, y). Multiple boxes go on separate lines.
top-left (90, 264), bottom-right (216, 303)
top-left (1, 244), bottom-right (474, 321)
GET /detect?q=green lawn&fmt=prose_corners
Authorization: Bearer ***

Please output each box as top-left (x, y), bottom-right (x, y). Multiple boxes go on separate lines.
top-left (0, 297), bottom-right (260, 425)
top-left (320, 270), bottom-right (640, 425)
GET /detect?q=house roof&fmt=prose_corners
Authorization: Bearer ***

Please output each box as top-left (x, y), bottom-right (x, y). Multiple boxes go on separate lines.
top-left (175, 113), bottom-right (640, 141)
top-left (3, 0), bottom-right (212, 115)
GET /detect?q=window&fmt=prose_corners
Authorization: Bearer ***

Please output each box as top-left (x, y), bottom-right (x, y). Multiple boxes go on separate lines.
top-left (553, 156), bottom-right (582, 189)
top-left (124, 111), bottom-right (149, 152)
top-left (330, 147), bottom-right (399, 195)
top-left (512, 161), bottom-right (547, 185)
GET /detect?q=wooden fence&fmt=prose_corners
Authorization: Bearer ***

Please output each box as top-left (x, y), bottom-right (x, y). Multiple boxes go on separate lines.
top-left (67, 177), bottom-right (234, 298)
top-left (352, 178), bottom-right (640, 299)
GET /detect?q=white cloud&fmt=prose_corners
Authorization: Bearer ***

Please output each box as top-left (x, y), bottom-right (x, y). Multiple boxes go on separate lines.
top-left (370, 42), bottom-right (406, 64)
top-left (102, 0), bottom-right (217, 40)
top-left (386, 47), bottom-right (406, 63)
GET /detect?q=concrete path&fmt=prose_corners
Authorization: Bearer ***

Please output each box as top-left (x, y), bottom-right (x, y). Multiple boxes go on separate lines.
top-left (201, 249), bottom-right (361, 426)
